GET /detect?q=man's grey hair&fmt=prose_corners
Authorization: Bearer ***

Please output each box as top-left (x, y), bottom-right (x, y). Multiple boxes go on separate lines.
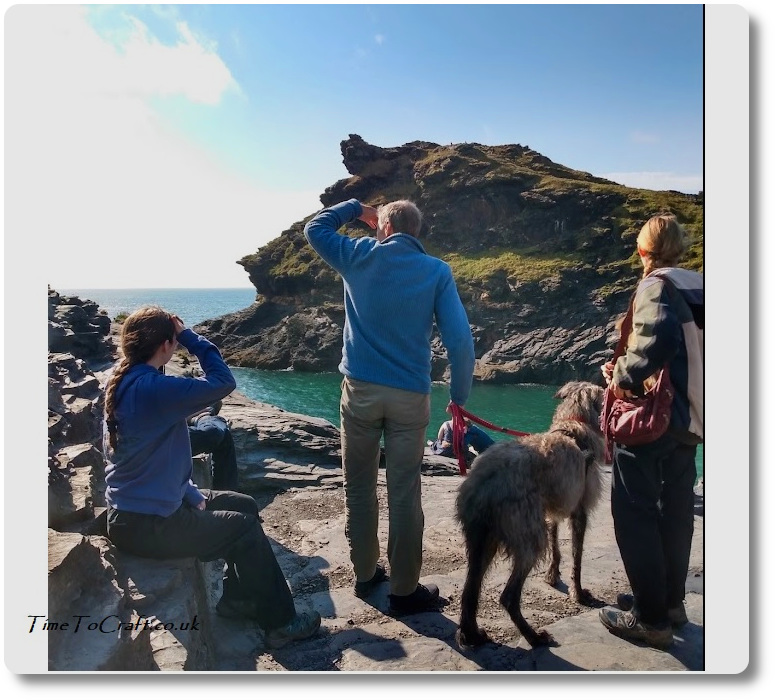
top-left (378, 200), bottom-right (423, 237)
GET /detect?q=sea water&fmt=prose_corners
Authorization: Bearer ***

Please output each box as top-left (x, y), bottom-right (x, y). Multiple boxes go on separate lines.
top-left (60, 287), bottom-right (703, 477)
top-left (58, 287), bottom-right (257, 327)
top-left (229, 367), bottom-right (561, 442)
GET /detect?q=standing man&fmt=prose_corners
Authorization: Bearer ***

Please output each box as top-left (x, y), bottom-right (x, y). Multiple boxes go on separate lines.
top-left (304, 198), bottom-right (475, 615)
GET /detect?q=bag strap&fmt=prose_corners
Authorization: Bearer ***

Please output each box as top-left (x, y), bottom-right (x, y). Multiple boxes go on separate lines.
top-left (612, 295), bottom-right (636, 362)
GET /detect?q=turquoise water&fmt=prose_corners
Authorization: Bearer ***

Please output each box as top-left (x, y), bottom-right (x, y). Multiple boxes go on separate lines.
top-left (229, 367), bottom-right (560, 444)
top-left (62, 288), bottom-right (703, 477)
top-left (228, 367), bottom-right (703, 480)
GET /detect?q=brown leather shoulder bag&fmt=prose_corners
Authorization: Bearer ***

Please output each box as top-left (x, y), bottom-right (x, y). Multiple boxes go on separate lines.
top-left (600, 275), bottom-right (676, 460)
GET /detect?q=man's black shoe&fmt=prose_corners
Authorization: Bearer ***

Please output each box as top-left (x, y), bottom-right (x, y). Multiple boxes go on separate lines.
top-left (388, 583), bottom-right (440, 615)
top-left (354, 564), bottom-right (388, 599)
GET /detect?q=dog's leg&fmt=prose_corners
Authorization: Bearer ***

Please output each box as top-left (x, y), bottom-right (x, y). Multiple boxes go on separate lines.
top-left (568, 507), bottom-right (597, 606)
top-left (501, 559), bottom-right (557, 647)
top-left (543, 520), bottom-right (560, 586)
top-left (456, 529), bottom-right (497, 648)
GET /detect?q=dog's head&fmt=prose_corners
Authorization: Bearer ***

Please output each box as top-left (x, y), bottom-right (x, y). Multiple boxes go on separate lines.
top-left (552, 381), bottom-right (605, 431)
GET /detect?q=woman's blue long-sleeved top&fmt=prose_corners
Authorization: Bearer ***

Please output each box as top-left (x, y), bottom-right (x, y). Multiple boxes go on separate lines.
top-left (103, 329), bottom-right (237, 516)
top-left (304, 199), bottom-right (475, 406)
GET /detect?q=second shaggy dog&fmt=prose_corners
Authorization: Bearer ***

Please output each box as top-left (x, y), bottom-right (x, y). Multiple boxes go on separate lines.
top-left (455, 381), bottom-right (606, 648)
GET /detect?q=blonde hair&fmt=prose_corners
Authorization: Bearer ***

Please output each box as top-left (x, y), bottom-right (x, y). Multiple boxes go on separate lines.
top-left (377, 200), bottom-right (423, 237)
top-left (104, 306), bottom-right (176, 450)
top-left (636, 214), bottom-right (690, 277)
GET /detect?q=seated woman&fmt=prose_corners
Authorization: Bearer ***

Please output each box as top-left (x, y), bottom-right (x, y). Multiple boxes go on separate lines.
top-left (102, 306), bottom-right (320, 649)
top-left (429, 418), bottom-right (456, 458)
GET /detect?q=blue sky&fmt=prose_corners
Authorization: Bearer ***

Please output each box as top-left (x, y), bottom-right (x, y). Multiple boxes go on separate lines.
top-left (94, 4), bottom-right (705, 184)
top-left (0, 3), bottom-right (718, 288)
top-left (83, 3), bottom-right (705, 193)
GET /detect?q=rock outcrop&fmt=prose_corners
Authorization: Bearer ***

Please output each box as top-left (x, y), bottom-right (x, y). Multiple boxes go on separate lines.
top-left (46, 291), bottom-right (704, 672)
top-left (48, 287), bottom-right (114, 531)
top-left (196, 135), bottom-right (703, 384)
top-left (48, 287), bottom-right (114, 364)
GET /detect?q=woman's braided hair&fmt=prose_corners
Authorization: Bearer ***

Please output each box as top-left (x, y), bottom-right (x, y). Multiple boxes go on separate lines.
top-left (104, 306), bottom-right (176, 450)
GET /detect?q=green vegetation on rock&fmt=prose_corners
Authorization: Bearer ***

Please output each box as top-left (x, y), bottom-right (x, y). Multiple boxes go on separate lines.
top-left (444, 248), bottom-right (579, 284)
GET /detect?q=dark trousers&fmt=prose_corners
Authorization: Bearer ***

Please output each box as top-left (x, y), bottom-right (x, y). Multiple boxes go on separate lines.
top-left (189, 416), bottom-right (239, 490)
top-left (106, 490), bottom-right (295, 630)
top-left (610, 434), bottom-right (697, 625)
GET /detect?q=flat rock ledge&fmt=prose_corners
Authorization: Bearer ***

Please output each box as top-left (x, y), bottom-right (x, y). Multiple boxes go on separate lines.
top-left (47, 290), bottom-right (704, 672)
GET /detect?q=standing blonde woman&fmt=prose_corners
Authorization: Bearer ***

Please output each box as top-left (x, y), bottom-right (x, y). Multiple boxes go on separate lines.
top-left (103, 306), bottom-right (320, 648)
top-left (599, 215), bottom-right (703, 649)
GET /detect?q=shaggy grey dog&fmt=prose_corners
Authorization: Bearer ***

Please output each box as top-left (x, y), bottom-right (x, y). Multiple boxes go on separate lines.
top-left (455, 381), bottom-right (606, 648)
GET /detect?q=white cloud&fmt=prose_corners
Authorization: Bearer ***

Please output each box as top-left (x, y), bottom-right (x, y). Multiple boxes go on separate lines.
top-left (115, 17), bottom-right (242, 105)
top-left (375, 34), bottom-right (385, 45)
top-left (5, 5), bottom-right (321, 289)
top-left (630, 131), bottom-right (660, 144)
top-left (600, 171), bottom-right (703, 194)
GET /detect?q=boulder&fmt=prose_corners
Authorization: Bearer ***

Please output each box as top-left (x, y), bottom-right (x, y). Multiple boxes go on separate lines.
top-left (47, 529), bottom-right (219, 671)
top-left (47, 530), bottom-right (154, 671)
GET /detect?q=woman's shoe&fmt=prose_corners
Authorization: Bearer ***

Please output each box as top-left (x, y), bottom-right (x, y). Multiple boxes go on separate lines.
top-left (616, 593), bottom-right (688, 628)
top-left (215, 596), bottom-right (260, 621)
top-left (599, 608), bottom-right (674, 650)
top-left (264, 610), bottom-right (322, 649)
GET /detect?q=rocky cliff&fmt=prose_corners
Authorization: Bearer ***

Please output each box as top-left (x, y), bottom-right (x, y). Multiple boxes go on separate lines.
top-left (196, 135), bottom-right (703, 385)
top-left (45, 290), bottom-right (704, 672)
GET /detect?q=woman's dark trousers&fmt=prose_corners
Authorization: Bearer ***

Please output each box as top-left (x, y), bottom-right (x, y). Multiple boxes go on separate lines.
top-left (106, 490), bottom-right (295, 630)
top-left (610, 434), bottom-right (697, 626)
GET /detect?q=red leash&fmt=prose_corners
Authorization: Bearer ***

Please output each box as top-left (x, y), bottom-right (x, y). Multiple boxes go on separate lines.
top-left (449, 404), bottom-right (531, 476)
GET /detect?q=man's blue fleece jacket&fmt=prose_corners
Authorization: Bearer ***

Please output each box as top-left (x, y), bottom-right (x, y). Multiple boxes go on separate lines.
top-left (304, 198), bottom-right (475, 405)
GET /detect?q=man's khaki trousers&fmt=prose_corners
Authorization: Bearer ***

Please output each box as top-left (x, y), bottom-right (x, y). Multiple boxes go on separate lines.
top-left (340, 377), bottom-right (430, 596)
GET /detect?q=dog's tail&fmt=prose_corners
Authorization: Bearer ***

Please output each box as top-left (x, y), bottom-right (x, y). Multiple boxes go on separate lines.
top-left (455, 441), bottom-right (548, 563)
